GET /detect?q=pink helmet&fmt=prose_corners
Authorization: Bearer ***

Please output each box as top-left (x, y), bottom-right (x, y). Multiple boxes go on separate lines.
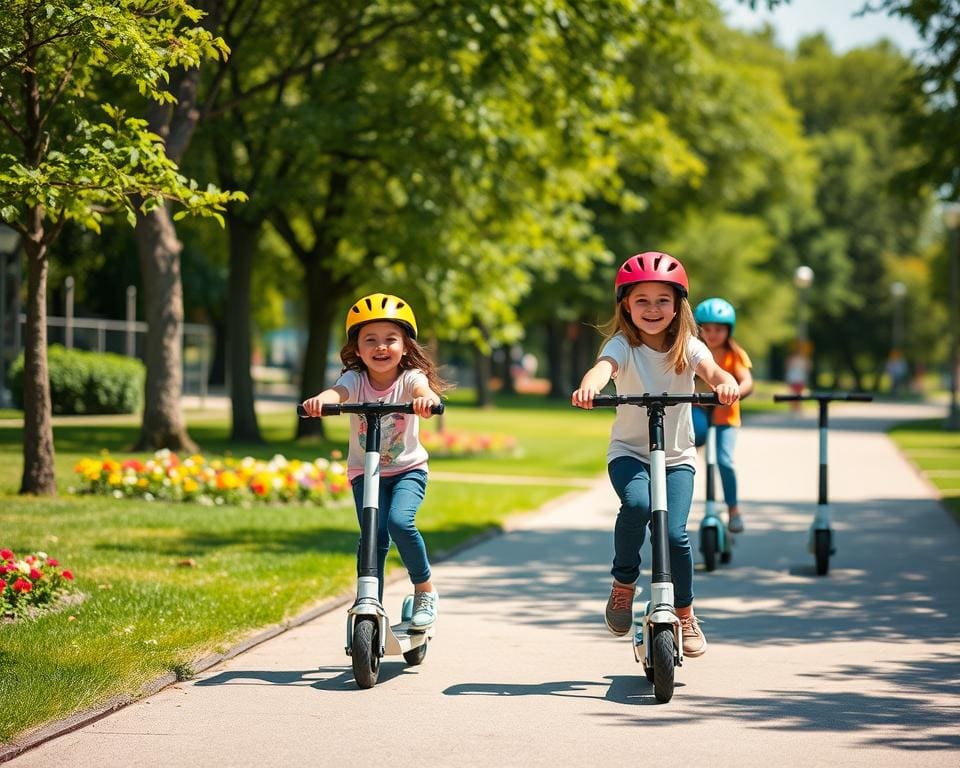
top-left (615, 251), bottom-right (689, 301)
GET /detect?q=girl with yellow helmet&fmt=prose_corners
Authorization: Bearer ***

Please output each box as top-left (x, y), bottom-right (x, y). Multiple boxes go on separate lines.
top-left (302, 293), bottom-right (449, 630)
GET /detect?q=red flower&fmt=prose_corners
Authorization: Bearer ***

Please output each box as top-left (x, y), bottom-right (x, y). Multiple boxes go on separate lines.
top-left (24, 555), bottom-right (35, 564)
top-left (251, 480), bottom-right (267, 496)
top-left (12, 578), bottom-right (32, 592)
top-left (47, 558), bottom-right (59, 567)
top-left (0, 549), bottom-right (13, 560)
top-left (0, 579), bottom-right (6, 592)
top-left (29, 568), bottom-right (42, 580)
top-left (62, 570), bottom-right (74, 581)
top-left (121, 459), bottom-right (145, 472)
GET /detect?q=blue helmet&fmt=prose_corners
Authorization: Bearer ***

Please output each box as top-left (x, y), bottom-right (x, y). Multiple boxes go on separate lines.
top-left (694, 297), bottom-right (736, 331)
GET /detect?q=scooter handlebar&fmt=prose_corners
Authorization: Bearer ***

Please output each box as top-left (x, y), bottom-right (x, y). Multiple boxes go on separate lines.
top-left (773, 392), bottom-right (873, 403)
top-left (590, 392), bottom-right (720, 407)
top-left (297, 402), bottom-right (445, 418)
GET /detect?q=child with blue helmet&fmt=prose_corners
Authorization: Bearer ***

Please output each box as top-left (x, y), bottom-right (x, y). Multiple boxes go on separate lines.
top-left (693, 298), bottom-right (753, 533)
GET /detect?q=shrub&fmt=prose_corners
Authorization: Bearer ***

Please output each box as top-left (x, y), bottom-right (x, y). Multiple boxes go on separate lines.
top-left (7, 345), bottom-right (144, 414)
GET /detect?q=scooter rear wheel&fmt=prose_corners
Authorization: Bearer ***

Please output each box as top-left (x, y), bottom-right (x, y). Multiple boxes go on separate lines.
top-left (403, 643), bottom-right (428, 666)
top-left (814, 529), bottom-right (831, 576)
top-left (701, 527), bottom-right (719, 572)
top-left (652, 628), bottom-right (675, 703)
top-left (352, 617), bottom-right (381, 689)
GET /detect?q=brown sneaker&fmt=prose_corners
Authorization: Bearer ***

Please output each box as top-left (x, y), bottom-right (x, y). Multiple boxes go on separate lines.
top-left (604, 582), bottom-right (635, 636)
top-left (680, 613), bottom-right (707, 657)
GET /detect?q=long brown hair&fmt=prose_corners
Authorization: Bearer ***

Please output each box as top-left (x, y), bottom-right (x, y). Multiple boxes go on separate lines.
top-left (600, 284), bottom-right (698, 374)
top-left (340, 323), bottom-right (451, 394)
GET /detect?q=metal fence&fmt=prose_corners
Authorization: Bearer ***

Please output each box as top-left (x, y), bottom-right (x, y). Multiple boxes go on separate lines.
top-left (3, 313), bottom-right (212, 406)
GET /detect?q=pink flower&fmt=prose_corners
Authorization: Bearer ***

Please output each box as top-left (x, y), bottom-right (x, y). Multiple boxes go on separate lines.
top-left (29, 568), bottom-right (42, 580)
top-left (62, 570), bottom-right (74, 581)
top-left (0, 549), bottom-right (13, 560)
top-left (24, 555), bottom-right (35, 564)
top-left (47, 558), bottom-right (59, 566)
top-left (12, 578), bottom-right (32, 592)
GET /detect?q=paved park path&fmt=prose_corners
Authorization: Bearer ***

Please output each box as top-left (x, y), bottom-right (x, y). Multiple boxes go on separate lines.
top-left (6, 401), bottom-right (959, 767)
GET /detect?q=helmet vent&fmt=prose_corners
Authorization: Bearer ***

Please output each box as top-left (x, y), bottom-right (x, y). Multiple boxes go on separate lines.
top-left (623, 262), bottom-right (634, 272)
top-left (380, 296), bottom-right (389, 309)
top-left (653, 255), bottom-right (662, 270)
top-left (364, 297), bottom-right (373, 310)
top-left (351, 306), bottom-right (361, 314)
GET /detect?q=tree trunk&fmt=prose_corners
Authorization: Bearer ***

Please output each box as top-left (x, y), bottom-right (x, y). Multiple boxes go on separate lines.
top-left (208, 316), bottom-right (227, 387)
top-left (473, 347), bottom-right (492, 407)
top-left (296, 260), bottom-right (341, 439)
top-left (20, 218), bottom-right (56, 495)
top-left (226, 214), bottom-right (262, 443)
top-left (546, 319), bottom-right (567, 399)
top-left (133, 206), bottom-right (197, 452)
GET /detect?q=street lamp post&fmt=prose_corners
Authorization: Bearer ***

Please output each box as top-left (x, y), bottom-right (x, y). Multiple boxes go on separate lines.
top-left (945, 203), bottom-right (960, 429)
top-left (0, 224), bottom-right (20, 408)
top-left (889, 281), bottom-right (907, 397)
top-left (793, 265), bottom-right (814, 343)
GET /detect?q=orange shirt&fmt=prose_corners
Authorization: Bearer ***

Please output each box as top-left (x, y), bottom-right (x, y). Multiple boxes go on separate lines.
top-left (710, 346), bottom-right (752, 427)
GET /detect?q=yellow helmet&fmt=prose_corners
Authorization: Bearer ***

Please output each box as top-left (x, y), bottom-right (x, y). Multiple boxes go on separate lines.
top-left (345, 293), bottom-right (418, 340)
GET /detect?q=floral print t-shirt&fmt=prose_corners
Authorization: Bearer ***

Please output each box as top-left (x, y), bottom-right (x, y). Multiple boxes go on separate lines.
top-left (334, 368), bottom-right (430, 481)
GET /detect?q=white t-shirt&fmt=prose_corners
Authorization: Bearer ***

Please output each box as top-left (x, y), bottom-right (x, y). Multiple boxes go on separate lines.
top-left (334, 368), bottom-right (430, 481)
top-left (600, 333), bottom-right (710, 468)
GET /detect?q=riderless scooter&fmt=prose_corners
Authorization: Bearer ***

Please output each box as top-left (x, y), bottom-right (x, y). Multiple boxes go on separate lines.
top-left (772, 391), bottom-right (872, 576)
top-left (697, 405), bottom-right (733, 572)
top-left (587, 391), bottom-right (719, 703)
top-left (298, 400), bottom-right (444, 688)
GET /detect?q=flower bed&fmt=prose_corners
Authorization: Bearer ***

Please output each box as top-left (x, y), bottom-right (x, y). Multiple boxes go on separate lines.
top-left (73, 449), bottom-right (350, 506)
top-left (1, 549), bottom-right (76, 620)
top-left (421, 428), bottom-right (518, 458)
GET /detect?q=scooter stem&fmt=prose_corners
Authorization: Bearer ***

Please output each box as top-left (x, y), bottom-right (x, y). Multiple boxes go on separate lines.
top-left (648, 404), bottom-right (671, 585)
top-left (358, 413), bottom-right (382, 589)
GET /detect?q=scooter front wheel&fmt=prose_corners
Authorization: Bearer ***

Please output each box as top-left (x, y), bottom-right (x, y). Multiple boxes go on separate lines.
top-left (352, 617), bottom-right (381, 689)
top-left (651, 628), bottom-right (675, 703)
top-left (701, 527), bottom-right (719, 572)
top-left (814, 529), bottom-right (831, 576)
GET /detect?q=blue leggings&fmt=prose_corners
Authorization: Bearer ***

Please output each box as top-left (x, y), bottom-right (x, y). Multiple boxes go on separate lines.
top-left (350, 469), bottom-right (431, 591)
top-left (692, 407), bottom-right (740, 507)
top-left (608, 457), bottom-right (696, 609)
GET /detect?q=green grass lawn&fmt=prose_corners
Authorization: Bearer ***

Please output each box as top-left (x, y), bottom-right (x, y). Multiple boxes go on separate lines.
top-left (0, 393), bottom-right (610, 743)
top-left (889, 419), bottom-right (960, 523)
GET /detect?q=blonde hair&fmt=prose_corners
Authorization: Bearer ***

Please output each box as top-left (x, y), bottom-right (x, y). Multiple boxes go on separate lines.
top-left (600, 283), bottom-right (698, 374)
top-left (340, 322), bottom-right (451, 394)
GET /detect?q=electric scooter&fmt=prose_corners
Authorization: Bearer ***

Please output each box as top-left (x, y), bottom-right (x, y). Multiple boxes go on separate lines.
top-left (772, 391), bottom-right (872, 576)
top-left (297, 400), bottom-right (444, 688)
top-left (697, 405), bottom-right (733, 572)
top-left (587, 391), bottom-right (719, 703)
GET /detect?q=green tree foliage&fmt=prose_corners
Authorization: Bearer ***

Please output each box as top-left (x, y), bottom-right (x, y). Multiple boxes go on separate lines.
top-left (780, 34), bottom-right (934, 386)
top-left (875, 0), bottom-right (960, 196)
top-left (0, 0), bottom-right (242, 493)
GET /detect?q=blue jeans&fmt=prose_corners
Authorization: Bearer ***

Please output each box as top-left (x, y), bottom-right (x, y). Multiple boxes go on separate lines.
top-left (351, 469), bottom-right (431, 590)
top-left (692, 407), bottom-right (739, 508)
top-left (608, 457), bottom-right (695, 609)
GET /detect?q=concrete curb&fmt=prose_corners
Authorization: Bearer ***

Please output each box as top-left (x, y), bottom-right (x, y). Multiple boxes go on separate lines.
top-left (0, 484), bottom-right (588, 763)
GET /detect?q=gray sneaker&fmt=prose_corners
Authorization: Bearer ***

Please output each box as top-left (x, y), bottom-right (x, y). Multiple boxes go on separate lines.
top-left (728, 513), bottom-right (744, 533)
top-left (410, 590), bottom-right (438, 631)
top-left (604, 582), bottom-right (635, 636)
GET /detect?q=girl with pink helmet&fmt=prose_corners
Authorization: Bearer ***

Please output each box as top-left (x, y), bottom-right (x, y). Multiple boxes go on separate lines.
top-left (572, 251), bottom-right (739, 658)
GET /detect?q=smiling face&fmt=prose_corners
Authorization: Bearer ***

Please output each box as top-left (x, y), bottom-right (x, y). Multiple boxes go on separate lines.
top-left (623, 281), bottom-right (677, 348)
top-left (699, 322), bottom-right (730, 351)
top-left (355, 320), bottom-right (407, 386)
